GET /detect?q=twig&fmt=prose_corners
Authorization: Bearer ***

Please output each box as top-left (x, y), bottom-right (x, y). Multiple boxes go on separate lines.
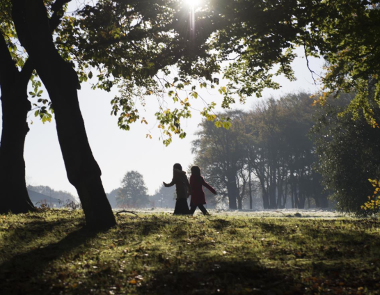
top-left (303, 43), bottom-right (321, 84)
top-left (275, 210), bottom-right (287, 216)
top-left (116, 210), bottom-right (139, 217)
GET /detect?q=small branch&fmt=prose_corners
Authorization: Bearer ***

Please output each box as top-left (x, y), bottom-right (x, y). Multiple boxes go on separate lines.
top-left (303, 43), bottom-right (321, 85)
top-left (116, 210), bottom-right (139, 217)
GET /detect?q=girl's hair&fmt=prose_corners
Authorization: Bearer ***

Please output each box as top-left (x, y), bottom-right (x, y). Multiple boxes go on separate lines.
top-left (173, 163), bottom-right (182, 170)
top-left (191, 166), bottom-right (201, 177)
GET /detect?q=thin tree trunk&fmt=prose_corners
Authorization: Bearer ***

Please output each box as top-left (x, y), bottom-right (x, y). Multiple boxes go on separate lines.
top-left (248, 165), bottom-right (252, 210)
top-left (237, 197), bottom-right (243, 210)
top-left (226, 178), bottom-right (238, 210)
top-left (0, 32), bottom-right (35, 214)
top-left (12, 0), bottom-right (116, 229)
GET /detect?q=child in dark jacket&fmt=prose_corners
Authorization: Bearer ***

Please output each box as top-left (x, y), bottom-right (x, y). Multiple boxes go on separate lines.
top-left (163, 163), bottom-right (191, 215)
top-left (189, 166), bottom-right (217, 215)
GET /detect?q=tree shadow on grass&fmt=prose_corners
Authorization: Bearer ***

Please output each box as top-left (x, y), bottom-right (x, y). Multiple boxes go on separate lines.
top-left (208, 218), bottom-right (232, 231)
top-left (117, 215), bottom-right (186, 238)
top-left (255, 221), bottom-right (288, 235)
top-left (0, 217), bottom-right (83, 263)
top-left (0, 220), bottom-right (99, 295)
top-left (137, 257), bottom-right (300, 295)
top-left (252, 219), bottom-right (380, 293)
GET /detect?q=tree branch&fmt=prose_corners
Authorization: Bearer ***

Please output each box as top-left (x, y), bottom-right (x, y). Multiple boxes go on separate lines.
top-left (50, 0), bottom-right (72, 33)
top-left (0, 32), bottom-right (18, 86)
top-left (18, 0), bottom-right (72, 86)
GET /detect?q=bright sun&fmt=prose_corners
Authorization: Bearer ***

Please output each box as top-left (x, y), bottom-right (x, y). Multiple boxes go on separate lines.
top-left (184, 0), bottom-right (201, 8)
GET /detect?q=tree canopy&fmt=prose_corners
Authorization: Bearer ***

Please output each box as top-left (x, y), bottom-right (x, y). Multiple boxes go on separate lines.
top-left (300, 0), bottom-right (380, 124)
top-left (35, 0), bottom-right (317, 144)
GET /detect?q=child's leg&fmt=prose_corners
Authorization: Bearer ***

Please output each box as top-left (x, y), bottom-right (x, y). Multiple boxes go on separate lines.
top-left (189, 204), bottom-right (197, 215)
top-left (173, 200), bottom-right (181, 215)
top-left (198, 205), bottom-right (209, 215)
top-left (174, 199), bottom-right (190, 215)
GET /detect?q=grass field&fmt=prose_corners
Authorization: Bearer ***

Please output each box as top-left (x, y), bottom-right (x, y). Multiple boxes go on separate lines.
top-left (0, 209), bottom-right (379, 295)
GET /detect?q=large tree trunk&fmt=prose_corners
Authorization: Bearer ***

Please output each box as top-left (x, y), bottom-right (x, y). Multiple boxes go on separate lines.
top-left (12, 0), bottom-right (116, 229)
top-left (0, 87), bottom-right (35, 213)
top-left (0, 33), bottom-right (35, 214)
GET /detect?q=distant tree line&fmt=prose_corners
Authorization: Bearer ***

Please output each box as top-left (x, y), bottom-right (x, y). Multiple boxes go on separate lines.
top-left (107, 171), bottom-right (176, 209)
top-left (192, 92), bottom-right (327, 210)
top-left (27, 185), bottom-right (77, 204)
top-left (192, 91), bottom-right (380, 215)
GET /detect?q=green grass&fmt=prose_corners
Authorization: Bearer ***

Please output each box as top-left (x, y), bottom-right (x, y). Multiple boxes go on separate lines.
top-left (0, 210), bottom-right (380, 295)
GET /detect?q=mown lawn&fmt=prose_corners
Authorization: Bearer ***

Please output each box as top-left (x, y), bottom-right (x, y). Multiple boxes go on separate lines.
top-left (0, 210), bottom-right (379, 295)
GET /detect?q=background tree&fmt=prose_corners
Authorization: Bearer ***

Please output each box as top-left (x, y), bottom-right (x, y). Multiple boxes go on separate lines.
top-left (247, 93), bottom-right (326, 209)
top-left (311, 93), bottom-right (380, 215)
top-left (106, 189), bottom-right (119, 209)
top-left (192, 111), bottom-right (248, 210)
top-left (193, 93), bottom-right (327, 210)
top-left (116, 171), bottom-right (150, 208)
top-left (150, 185), bottom-right (176, 209)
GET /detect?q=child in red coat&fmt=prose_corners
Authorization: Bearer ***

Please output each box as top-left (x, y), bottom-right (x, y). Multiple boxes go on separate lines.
top-left (189, 166), bottom-right (217, 215)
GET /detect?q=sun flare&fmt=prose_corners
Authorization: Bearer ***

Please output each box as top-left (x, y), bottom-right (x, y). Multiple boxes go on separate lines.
top-left (184, 0), bottom-right (201, 8)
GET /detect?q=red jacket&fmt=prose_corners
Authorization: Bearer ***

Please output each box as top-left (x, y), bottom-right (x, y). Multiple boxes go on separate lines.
top-left (190, 175), bottom-right (216, 206)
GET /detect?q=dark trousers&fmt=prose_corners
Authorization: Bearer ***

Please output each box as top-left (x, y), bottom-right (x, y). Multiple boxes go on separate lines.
top-left (173, 198), bottom-right (190, 215)
top-left (190, 204), bottom-right (209, 215)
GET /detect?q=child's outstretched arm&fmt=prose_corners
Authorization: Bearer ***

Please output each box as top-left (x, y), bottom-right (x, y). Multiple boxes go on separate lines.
top-left (163, 180), bottom-right (174, 187)
top-left (202, 178), bottom-right (217, 195)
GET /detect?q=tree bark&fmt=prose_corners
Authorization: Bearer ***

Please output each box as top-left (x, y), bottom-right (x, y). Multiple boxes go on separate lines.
top-left (0, 32), bottom-right (35, 214)
top-left (0, 86), bottom-right (35, 213)
top-left (226, 177), bottom-right (238, 210)
top-left (237, 196), bottom-right (243, 210)
top-left (12, 0), bottom-right (116, 229)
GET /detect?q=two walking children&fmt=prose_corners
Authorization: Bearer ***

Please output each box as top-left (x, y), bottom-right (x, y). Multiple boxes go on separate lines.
top-left (163, 163), bottom-right (217, 215)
